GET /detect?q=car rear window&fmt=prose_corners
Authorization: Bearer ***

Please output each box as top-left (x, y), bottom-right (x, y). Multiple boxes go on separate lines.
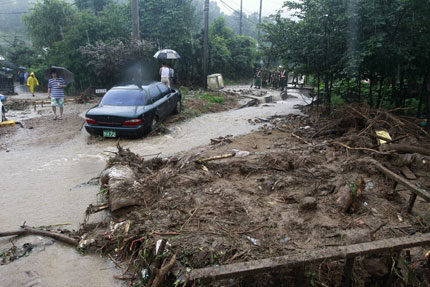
top-left (101, 89), bottom-right (147, 106)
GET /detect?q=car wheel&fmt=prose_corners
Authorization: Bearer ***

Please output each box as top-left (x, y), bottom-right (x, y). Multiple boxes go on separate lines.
top-left (173, 99), bottom-right (182, 114)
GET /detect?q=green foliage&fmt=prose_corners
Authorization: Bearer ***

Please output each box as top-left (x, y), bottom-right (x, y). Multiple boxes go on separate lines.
top-left (23, 0), bottom-right (75, 49)
top-left (261, 0), bottom-right (430, 113)
top-left (208, 17), bottom-right (256, 79)
top-left (199, 92), bottom-right (225, 105)
top-left (22, 0), bottom-right (133, 90)
top-left (16, 0), bottom-right (258, 91)
top-left (331, 94), bottom-right (345, 107)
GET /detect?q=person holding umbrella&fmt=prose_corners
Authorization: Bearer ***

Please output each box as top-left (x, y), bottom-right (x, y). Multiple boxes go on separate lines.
top-left (154, 49), bottom-right (181, 89)
top-left (27, 72), bottom-right (39, 97)
top-left (159, 63), bottom-right (171, 88)
top-left (48, 68), bottom-right (67, 120)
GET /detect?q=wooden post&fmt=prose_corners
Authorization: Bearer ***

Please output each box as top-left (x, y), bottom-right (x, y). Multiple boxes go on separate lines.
top-left (342, 257), bottom-right (355, 287)
top-left (131, 0), bottom-right (140, 41)
top-left (239, 0), bottom-right (243, 36)
top-left (257, 0), bottom-right (262, 47)
top-left (407, 193), bottom-right (418, 213)
top-left (386, 251), bottom-right (401, 286)
top-left (294, 265), bottom-right (304, 287)
top-left (203, 0), bottom-right (209, 90)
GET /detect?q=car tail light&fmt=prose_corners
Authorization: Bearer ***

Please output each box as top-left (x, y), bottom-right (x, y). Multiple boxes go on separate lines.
top-left (123, 119), bottom-right (143, 126)
top-left (86, 118), bottom-right (97, 125)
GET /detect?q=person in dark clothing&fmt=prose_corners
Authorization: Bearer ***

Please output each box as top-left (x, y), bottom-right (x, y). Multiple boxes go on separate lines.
top-left (18, 71), bottom-right (24, 85)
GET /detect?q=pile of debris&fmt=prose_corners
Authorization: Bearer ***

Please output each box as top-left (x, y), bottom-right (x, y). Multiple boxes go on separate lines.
top-left (3, 104), bottom-right (430, 286)
top-left (73, 104), bottom-right (430, 286)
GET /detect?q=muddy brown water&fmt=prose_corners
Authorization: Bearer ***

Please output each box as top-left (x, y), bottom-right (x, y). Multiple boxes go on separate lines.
top-left (0, 88), bottom-right (307, 286)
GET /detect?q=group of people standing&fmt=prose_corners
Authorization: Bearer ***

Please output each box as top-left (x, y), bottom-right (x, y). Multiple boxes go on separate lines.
top-left (253, 67), bottom-right (287, 91)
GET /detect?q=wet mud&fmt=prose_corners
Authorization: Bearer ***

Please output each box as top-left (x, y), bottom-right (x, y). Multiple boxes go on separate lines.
top-left (0, 87), bottom-right (306, 286)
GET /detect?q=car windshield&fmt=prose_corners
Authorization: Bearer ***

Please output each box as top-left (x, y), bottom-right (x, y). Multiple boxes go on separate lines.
top-left (100, 89), bottom-right (146, 106)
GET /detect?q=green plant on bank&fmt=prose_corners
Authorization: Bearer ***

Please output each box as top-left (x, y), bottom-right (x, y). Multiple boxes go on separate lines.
top-left (349, 182), bottom-right (359, 199)
top-left (97, 188), bottom-right (109, 196)
top-left (179, 86), bottom-right (189, 96)
top-left (198, 92), bottom-right (225, 105)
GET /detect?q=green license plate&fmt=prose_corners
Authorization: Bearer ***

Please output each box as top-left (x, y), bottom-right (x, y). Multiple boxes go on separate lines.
top-left (103, 130), bottom-right (116, 137)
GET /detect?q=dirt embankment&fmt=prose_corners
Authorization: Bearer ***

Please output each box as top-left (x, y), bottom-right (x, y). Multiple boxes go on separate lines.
top-left (76, 105), bottom-right (430, 286)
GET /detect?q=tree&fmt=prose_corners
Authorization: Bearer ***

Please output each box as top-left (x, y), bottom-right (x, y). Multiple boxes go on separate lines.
top-left (23, 0), bottom-right (75, 49)
top-left (261, 0), bottom-right (430, 114)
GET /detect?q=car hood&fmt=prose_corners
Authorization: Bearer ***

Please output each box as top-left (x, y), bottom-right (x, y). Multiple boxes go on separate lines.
top-left (86, 105), bottom-right (144, 118)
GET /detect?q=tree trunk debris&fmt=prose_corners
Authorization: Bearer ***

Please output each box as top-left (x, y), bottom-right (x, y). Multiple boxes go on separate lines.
top-left (0, 225), bottom-right (78, 246)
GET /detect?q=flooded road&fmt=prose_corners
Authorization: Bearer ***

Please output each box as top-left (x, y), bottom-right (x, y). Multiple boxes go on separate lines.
top-left (0, 87), bottom-right (307, 286)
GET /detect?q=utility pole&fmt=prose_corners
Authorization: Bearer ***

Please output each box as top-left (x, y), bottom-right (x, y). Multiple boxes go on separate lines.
top-left (131, 0), bottom-right (140, 41)
top-left (239, 0), bottom-right (243, 35)
top-left (203, 0), bottom-right (209, 89)
top-left (257, 0), bottom-right (262, 47)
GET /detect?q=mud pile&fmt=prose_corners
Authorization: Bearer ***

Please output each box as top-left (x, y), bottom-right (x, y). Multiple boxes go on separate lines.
top-left (79, 105), bottom-right (430, 286)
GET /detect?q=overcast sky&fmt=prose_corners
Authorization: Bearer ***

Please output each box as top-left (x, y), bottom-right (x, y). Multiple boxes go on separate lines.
top-left (214, 0), bottom-right (288, 17)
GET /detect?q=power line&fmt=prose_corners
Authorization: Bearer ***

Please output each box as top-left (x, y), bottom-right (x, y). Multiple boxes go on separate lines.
top-left (228, 0), bottom-right (253, 15)
top-left (218, 0), bottom-right (259, 26)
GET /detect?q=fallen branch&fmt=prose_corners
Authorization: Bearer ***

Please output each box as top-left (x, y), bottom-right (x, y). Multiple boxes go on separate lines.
top-left (382, 144), bottom-right (430, 156)
top-left (370, 160), bottom-right (430, 202)
top-left (198, 152), bottom-right (236, 163)
top-left (151, 232), bottom-right (180, 236)
top-left (0, 225), bottom-right (78, 246)
top-left (151, 254), bottom-right (177, 287)
top-left (86, 203), bottom-right (109, 214)
top-left (180, 208), bottom-right (199, 231)
top-left (346, 106), bottom-right (370, 121)
top-left (332, 142), bottom-right (392, 155)
top-left (370, 135), bottom-right (408, 149)
top-left (291, 132), bottom-right (311, 145)
top-left (371, 221), bottom-right (388, 235)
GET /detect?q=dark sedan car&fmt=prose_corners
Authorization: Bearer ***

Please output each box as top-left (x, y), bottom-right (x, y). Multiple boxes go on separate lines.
top-left (84, 82), bottom-right (181, 138)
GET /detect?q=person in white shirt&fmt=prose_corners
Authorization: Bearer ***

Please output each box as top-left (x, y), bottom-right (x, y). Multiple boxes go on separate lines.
top-left (159, 64), bottom-right (171, 88)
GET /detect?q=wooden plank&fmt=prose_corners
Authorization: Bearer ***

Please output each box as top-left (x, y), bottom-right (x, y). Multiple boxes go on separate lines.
top-left (372, 161), bottom-right (430, 202)
top-left (189, 233), bottom-right (430, 282)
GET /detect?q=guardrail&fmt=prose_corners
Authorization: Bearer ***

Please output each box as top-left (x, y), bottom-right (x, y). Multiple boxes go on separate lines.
top-left (189, 233), bottom-right (430, 286)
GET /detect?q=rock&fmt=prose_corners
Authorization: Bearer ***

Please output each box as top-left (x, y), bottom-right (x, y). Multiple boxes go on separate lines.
top-left (236, 151), bottom-right (250, 158)
top-left (343, 229), bottom-right (371, 244)
top-left (336, 184), bottom-right (353, 212)
top-left (362, 257), bottom-right (389, 277)
top-left (299, 196), bottom-right (317, 210)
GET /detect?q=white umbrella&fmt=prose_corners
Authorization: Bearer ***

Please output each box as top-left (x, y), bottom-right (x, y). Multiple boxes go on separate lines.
top-left (153, 49), bottom-right (181, 59)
